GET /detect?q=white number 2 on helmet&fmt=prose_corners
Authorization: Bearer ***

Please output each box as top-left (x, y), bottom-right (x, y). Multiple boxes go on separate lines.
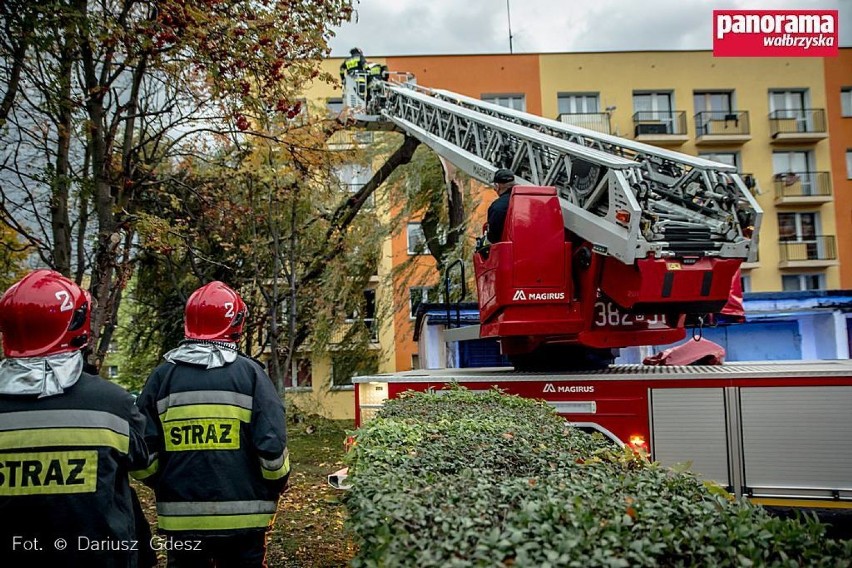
top-left (55, 290), bottom-right (73, 312)
top-left (224, 302), bottom-right (235, 318)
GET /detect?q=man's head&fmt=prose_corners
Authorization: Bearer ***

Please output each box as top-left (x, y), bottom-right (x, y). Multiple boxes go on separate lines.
top-left (0, 269), bottom-right (92, 358)
top-left (184, 281), bottom-right (247, 343)
top-left (350, 47), bottom-right (363, 56)
top-left (492, 168), bottom-right (516, 195)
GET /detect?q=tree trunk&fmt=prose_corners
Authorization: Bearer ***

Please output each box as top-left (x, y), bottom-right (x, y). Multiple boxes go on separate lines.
top-left (50, 19), bottom-right (75, 276)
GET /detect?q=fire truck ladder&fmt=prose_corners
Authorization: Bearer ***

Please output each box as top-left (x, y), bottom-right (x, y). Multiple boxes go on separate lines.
top-left (347, 78), bottom-right (762, 265)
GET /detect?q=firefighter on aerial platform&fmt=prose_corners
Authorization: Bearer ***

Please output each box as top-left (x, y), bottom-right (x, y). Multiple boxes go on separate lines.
top-left (135, 281), bottom-right (289, 568)
top-left (340, 47), bottom-right (368, 99)
top-left (486, 168), bottom-right (518, 244)
top-left (365, 61), bottom-right (390, 112)
top-left (0, 270), bottom-right (150, 568)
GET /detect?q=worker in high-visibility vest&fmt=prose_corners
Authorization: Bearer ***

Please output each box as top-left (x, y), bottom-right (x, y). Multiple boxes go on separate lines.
top-left (0, 270), bottom-right (150, 567)
top-left (135, 281), bottom-right (289, 568)
top-left (339, 46), bottom-right (366, 83)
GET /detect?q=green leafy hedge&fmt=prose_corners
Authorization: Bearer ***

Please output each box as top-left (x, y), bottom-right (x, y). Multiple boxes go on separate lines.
top-left (345, 388), bottom-right (851, 567)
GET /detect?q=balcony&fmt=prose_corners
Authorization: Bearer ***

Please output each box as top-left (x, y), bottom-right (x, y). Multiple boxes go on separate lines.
top-left (778, 236), bottom-right (837, 269)
top-left (769, 109), bottom-right (827, 143)
top-left (694, 111), bottom-right (751, 145)
top-left (773, 172), bottom-right (832, 205)
top-left (557, 112), bottom-right (611, 134)
top-left (330, 319), bottom-right (379, 345)
top-left (632, 111), bottom-right (688, 145)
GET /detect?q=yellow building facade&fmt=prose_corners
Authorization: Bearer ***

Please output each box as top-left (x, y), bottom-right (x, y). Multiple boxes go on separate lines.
top-left (294, 50), bottom-right (847, 419)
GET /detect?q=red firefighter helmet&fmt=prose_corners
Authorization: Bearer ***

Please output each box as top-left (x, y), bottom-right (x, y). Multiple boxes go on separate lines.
top-left (0, 269), bottom-right (92, 358)
top-left (184, 281), bottom-right (247, 342)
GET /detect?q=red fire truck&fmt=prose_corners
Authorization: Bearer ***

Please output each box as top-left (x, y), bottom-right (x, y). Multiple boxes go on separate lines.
top-left (352, 362), bottom-right (852, 510)
top-left (337, 73), bottom-right (852, 512)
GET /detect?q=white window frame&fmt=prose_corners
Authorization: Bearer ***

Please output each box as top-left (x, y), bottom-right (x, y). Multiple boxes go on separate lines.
top-left (840, 88), bottom-right (852, 117)
top-left (846, 149), bottom-right (852, 179)
top-left (333, 163), bottom-right (374, 207)
top-left (698, 152), bottom-right (739, 170)
top-left (777, 211), bottom-right (820, 241)
top-left (284, 358), bottom-right (313, 391)
top-left (781, 273), bottom-right (824, 291)
top-left (693, 91), bottom-right (734, 113)
top-left (407, 222), bottom-right (427, 255)
top-left (740, 274), bottom-right (752, 294)
top-left (557, 93), bottom-right (600, 114)
top-left (633, 91), bottom-right (675, 133)
top-left (409, 286), bottom-right (442, 319)
top-left (481, 93), bottom-right (526, 112)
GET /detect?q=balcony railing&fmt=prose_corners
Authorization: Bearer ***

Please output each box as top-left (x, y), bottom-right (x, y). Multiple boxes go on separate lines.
top-left (557, 112), bottom-right (611, 134)
top-left (778, 236), bottom-right (836, 263)
top-left (330, 319), bottom-right (379, 344)
top-left (769, 109), bottom-right (827, 138)
top-left (773, 171), bottom-right (832, 200)
top-left (694, 110), bottom-right (750, 136)
top-left (633, 111), bottom-right (688, 137)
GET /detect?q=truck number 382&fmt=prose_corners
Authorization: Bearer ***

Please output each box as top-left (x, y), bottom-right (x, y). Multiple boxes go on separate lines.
top-left (593, 301), bottom-right (661, 328)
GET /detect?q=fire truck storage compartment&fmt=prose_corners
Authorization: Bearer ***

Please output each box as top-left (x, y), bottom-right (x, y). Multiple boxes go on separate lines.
top-left (651, 385), bottom-right (852, 500)
top-left (739, 386), bottom-right (852, 499)
top-left (650, 388), bottom-right (730, 488)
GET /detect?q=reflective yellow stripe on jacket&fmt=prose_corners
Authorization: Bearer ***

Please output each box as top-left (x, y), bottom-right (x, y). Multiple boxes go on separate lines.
top-left (260, 448), bottom-right (290, 481)
top-left (157, 500), bottom-right (278, 531)
top-left (0, 409), bottom-right (130, 454)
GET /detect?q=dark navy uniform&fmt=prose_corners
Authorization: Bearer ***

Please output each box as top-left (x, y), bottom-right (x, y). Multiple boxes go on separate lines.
top-left (0, 371), bottom-right (149, 568)
top-left (135, 351), bottom-right (288, 566)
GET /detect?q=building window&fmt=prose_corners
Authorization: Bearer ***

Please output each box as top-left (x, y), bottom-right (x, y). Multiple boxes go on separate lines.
top-left (411, 354), bottom-right (420, 370)
top-left (698, 152), bottom-right (739, 170)
top-left (326, 97), bottom-right (344, 117)
top-left (633, 91), bottom-right (673, 114)
top-left (331, 352), bottom-right (378, 387)
top-left (846, 150), bottom-right (852, 179)
top-left (778, 212), bottom-right (818, 242)
top-left (694, 91), bottom-right (734, 113)
top-left (333, 163), bottom-right (373, 207)
top-left (407, 222), bottom-right (427, 254)
top-left (285, 359), bottom-right (312, 389)
top-left (409, 285), bottom-right (442, 318)
top-left (782, 274), bottom-right (824, 291)
top-left (769, 89), bottom-right (807, 113)
top-left (740, 274), bottom-right (752, 293)
top-left (840, 88), bottom-right (852, 117)
top-left (106, 366), bottom-right (119, 378)
top-left (633, 91), bottom-right (676, 133)
top-left (482, 94), bottom-right (526, 111)
top-left (773, 150), bottom-right (816, 194)
top-left (557, 93), bottom-right (600, 114)
top-left (772, 150), bottom-right (812, 175)
top-left (346, 289), bottom-right (378, 342)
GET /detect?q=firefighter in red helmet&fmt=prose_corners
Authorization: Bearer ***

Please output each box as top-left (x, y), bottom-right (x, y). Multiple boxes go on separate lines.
top-left (135, 281), bottom-right (289, 568)
top-left (0, 270), bottom-right (150, 567)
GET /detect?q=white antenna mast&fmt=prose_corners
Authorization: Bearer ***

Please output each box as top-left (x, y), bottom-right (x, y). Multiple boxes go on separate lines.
top-left (506, 0), bottom-right (514, 54)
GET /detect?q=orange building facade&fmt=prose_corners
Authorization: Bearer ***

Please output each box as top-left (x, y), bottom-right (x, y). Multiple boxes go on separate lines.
top-left (823, 50), bottom-right (852, 288)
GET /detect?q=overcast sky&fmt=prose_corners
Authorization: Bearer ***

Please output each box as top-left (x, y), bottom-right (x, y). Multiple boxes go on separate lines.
top-left (328, 0), bottom-right (851, 57)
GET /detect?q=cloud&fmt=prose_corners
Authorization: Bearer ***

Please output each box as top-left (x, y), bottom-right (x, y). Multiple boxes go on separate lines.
top-left (329, 0), bottom-right (850, 56)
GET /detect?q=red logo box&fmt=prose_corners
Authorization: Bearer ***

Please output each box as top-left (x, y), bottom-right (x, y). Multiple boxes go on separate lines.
top-left (713, 10), bottom-right (838, 57)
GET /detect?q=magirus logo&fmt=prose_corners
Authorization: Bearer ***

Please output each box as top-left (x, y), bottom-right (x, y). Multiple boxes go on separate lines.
top-left (512, 290), bottom-right (566, 301)
top-left (713, 10), bottom-right (838, 57)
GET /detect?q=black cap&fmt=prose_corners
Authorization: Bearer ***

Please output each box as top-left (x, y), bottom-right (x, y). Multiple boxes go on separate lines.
top-left (493, 168), bottom-right (515, 184)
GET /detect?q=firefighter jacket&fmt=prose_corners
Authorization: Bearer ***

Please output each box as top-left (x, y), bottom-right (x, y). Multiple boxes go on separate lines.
top-left (0, 351), bottom-right (149, 567)
top-left (339, 53), bottom-right (366, 80)
top-left (134, 343), bottom-right (289, 537)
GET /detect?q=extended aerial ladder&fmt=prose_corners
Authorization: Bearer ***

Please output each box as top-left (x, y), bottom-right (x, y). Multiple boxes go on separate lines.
top-left (343, 73), bottom-right (762, 366)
